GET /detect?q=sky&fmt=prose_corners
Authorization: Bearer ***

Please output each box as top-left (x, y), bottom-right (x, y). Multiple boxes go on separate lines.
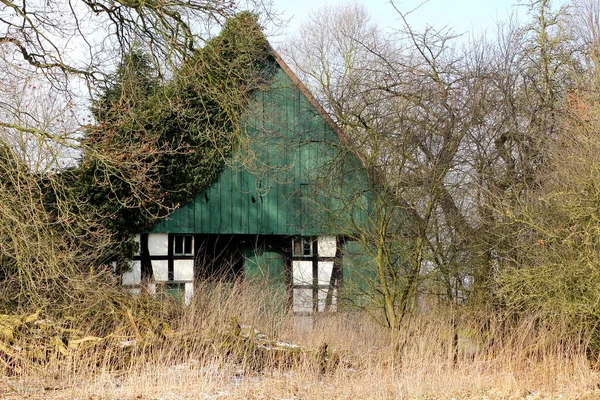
top-left (268, 0), bottom-right (533, 42)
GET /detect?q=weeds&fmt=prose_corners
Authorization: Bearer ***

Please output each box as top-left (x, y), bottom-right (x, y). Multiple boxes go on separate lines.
top-left (1, 281), bottom-right (599, 399)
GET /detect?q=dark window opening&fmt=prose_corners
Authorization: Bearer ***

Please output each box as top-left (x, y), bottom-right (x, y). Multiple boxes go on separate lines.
top-left (174, 235), bottom-right (193, 256)
top-left (292, 237), bottom-right (313, 257)
top-left (195, 235), bottom-right (244, 281)
top-left (193, 235), bottom-right (290, 283)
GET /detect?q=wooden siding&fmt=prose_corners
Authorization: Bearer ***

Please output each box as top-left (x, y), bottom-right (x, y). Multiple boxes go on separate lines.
top-left (152, 61), bottom-right (364, 236)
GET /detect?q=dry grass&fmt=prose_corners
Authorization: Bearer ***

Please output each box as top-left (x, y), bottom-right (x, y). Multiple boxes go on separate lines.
top-left (2, 282), bottom-right (600, 400)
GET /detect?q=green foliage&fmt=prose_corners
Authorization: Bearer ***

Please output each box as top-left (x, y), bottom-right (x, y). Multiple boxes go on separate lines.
top-left (71, 12), bottom-right (273, 264)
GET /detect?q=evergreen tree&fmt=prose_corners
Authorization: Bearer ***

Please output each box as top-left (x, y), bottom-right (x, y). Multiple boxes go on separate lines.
top-left (72, 12), bottom-right (273, 265)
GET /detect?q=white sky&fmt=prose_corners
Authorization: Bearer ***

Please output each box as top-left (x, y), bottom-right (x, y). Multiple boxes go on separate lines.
top-left (268, 0), bottom-right (549, 42)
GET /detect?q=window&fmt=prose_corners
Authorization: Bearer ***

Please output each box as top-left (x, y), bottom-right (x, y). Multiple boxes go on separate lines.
top-left (156, 283), bottom-right (185, 302)
top-left (164, 283), bottom-right (185, 301)
top-left (293, 237), bottom-right (313, 257)
top-left (174, 235), bottom-right (193, 256)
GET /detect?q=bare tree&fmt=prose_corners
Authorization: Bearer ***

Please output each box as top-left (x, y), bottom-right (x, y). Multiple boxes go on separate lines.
top-left (282, 2), bottom-right (491, 327)
top-left (282, 0), bottom-right (583, 327)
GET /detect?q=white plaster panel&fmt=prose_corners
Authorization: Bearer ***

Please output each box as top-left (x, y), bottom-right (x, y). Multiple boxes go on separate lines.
top-left (318, 288), bottom-right (337, 312)
top-left (152, 260), bottom-right (169, 282)
top-left (133, 234), bottom-right (141, 256)
top-left (317, 236), bottom-right (337, 257)
top-left (332, 289), bottom-right (338, 310)
top-left (292, 260), bottom-right (313, 285)
top-left (293, 288), bottom-right (313, 314)
top-left (122, 260), bottom-right (141, 285)
top-left (174, 259), bottom-right (194, 281)
top-left (184, 282), bottom-right (194, 306)
top-left (148, 283), bottom-right (157, 295)
top-left (317, 261), bottom-right (334, 285)
top-left (148, 233), bottom-right (169, 256)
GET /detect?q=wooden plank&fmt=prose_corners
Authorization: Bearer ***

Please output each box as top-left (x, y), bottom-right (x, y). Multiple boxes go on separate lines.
top-left (149, 63), bottom-right (369, 237)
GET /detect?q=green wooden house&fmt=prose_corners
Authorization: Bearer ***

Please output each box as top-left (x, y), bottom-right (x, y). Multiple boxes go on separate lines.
top-left (122, 47), bottom-right (368, 313)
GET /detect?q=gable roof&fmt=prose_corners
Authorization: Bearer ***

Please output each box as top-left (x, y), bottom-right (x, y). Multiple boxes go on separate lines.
top-left (267, 44), bottom-right (347, 143)
top-left (267, 45), bottom-right (370, 170)
top-left (150, 45), bottom-right (367, 236)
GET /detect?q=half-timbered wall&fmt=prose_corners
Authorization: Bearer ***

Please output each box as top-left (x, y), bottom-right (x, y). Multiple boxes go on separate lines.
top-left (291, 236), bottom-right (341, 314)
top-left (121, 233), bottom-right (343, 310)
top-left (123, 233), bottom-right (194, 305)
top-left (122, 52), bottom-right (372, 313)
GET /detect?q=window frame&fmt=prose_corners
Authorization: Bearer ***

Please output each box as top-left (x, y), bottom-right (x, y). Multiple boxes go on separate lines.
top-left (292, 237), bottom-right (313, 257)
top-left (173, 235), bottom-right (194, 256)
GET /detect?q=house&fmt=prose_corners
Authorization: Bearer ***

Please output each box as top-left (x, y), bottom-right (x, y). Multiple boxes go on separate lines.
top-left (121, 45), bottom-right (370, 315)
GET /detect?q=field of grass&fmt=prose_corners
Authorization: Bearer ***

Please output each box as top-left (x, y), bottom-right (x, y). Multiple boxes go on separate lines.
top-left (2, 282), bottom-right (599, 399)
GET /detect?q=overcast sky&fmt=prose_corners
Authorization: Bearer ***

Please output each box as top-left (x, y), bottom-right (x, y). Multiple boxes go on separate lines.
top-left (267, 0), bottom-right (543, 43)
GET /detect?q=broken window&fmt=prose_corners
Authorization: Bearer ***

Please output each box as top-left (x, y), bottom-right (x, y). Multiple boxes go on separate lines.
top-left (292, 237), bottom-right (313, 257)
top-left (174, 235), bottom-right (193, 256)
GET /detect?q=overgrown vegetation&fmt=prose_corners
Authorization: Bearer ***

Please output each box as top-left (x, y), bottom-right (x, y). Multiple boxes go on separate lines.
top-left (69, 12), bottom-right (273, 266)
top-left (2, 283), bottom-right (599, 399)
top-left (284, 0), bottom-right (600, 339)
top-left (5, 0), bottom-right (600, 397)
top-left (0, 11), bottom-right (272, 325)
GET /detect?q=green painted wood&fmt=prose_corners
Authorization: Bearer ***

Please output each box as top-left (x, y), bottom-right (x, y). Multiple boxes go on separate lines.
top-left (151, 60), bottom-right (367, 236)
top-left (164, 283), bottom-right (185, 302)
top-left (242, 248), bottom-right (285, 283)
top-left (242, 247), bottom-right (287, 313)
top-left (340, 241), bottom-right (377, 308)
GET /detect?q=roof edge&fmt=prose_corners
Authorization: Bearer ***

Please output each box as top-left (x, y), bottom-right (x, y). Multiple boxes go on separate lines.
top-left (266, 43), bottom-right (353, 149)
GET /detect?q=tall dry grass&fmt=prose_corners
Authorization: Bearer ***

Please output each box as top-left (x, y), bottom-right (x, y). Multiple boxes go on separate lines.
top-left (2, 282), bottom-right (599, 399)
